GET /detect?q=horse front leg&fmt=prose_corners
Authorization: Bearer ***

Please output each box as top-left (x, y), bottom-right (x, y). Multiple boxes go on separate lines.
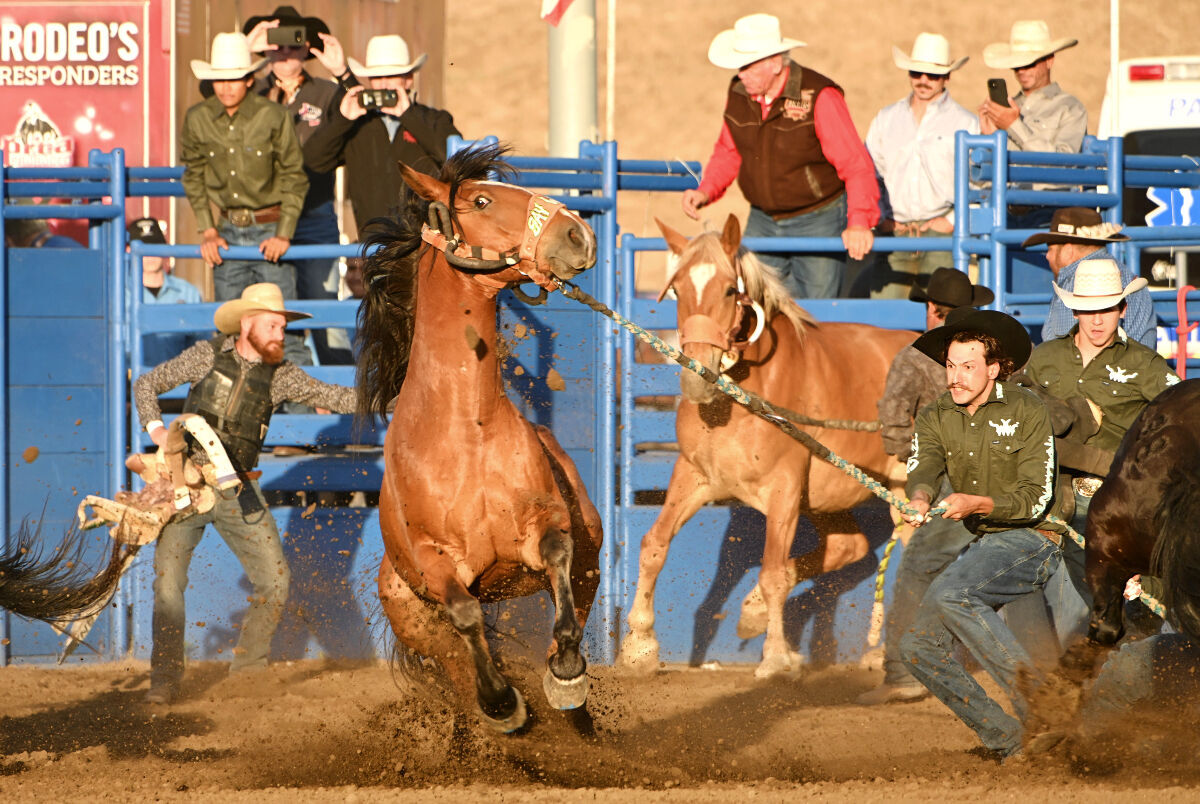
top-left (619, 458), bottom-right (713, 673)
top-left (540, 528), bottom-right (589, 710)
top-left (756, 500), bottom-right (804, 679)
top-left (1086, 558), bottom-right (1130, 647)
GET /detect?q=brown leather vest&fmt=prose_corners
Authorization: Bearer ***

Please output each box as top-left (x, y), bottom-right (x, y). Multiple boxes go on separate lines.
top-left (724, 63), bottom-right (845, 219)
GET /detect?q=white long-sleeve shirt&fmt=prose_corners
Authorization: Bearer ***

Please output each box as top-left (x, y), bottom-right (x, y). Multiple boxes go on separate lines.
top-left (866, 89), bottom-right (979, 224)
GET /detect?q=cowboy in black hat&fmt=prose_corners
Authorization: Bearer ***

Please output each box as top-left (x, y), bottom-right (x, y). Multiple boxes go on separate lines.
top-left (243, 7), bottom-right (357, 365)
top-left (858, 267), bottom-right (992, 706)
top-left (1021, 206), bottom-right (1155, 349)
top-left (896, 307), bottom-right (1071, 759)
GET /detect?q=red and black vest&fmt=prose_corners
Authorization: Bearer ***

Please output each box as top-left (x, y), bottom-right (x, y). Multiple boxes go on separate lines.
top-left (183, 336), bottom-right (279, 473)
top-left (724, 63), bottom-right (845, 219)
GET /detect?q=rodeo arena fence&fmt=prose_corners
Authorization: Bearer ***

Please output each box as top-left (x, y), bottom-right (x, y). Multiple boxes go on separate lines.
top-left (2, 132), bottom-right (1200, 668)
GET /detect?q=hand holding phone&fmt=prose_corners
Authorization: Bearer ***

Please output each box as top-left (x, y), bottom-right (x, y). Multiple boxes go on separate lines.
top-left (358, 89), bottom-right (399, 110)
top-left (987, 78), bottom-right (1010, 106)
top-left (267, 25), bottom-right (306, 47)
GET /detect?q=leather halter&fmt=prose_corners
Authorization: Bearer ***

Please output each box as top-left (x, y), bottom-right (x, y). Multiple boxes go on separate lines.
top-left (420, 193), bottom-right (569, 293)
top-left (660, 257), bottom-right (766, 372)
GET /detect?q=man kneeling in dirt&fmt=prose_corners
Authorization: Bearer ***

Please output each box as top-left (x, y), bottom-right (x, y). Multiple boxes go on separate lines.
top-left (133, 283), bottom-right (356, 704)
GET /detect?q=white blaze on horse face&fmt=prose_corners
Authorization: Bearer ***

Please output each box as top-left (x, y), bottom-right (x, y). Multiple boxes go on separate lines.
top-left (687, 261), bottom-right (718, 305)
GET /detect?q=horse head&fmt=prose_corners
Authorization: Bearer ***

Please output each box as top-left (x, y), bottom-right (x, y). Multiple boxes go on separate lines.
top-left (400, 149), bottom-right (596, 292)
top-left (657, 214), bottom-right (768, 404)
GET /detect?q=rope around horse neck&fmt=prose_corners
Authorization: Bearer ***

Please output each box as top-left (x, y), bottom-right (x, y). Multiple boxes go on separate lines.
top-left (553, 281), bottom-right (1165, 621)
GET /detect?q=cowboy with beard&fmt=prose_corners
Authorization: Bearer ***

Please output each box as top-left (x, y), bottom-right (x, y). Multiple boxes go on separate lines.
top-left (132, 282), bottom-right (356, 705)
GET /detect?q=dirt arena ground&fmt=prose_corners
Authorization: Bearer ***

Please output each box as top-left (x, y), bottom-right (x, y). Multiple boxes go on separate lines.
top-left (3, 654), bottom-right (1199, 801)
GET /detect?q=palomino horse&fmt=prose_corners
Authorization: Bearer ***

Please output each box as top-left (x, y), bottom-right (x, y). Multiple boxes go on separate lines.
top-left (356, 145), bottom-right (603, 732)
top-left (619, 215), bottom-right (915, 678)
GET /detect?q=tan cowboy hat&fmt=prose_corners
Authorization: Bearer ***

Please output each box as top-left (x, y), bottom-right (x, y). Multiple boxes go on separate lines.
top-left (190, 32), bottom-right (267, 80)
top-left (893, 33), bottom-right (968, 75)
top-left (1053, 259), bottom-right (1148, 312)
top-left (214, 282), bottom-right (311, 334)
top-left (1022, 207), bottom-right (1131, 248)
top-left (983, 20), bottom-right (1077, 70)
top-left (708, 13), bottom-right (805, 70)
top-left (347, 34), bottom-right (427, 78)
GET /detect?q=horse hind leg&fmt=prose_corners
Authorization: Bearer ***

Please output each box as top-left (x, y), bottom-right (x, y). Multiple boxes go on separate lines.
top-left (540, 528), bottom-right (589, 710)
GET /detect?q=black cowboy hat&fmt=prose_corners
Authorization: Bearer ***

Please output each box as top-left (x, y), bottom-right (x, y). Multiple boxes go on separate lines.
top-left (912, 307), bottom-right (1032, 369)
top-left (1021, 207), bottom-right (1131, 248)
top-left (909, 267), bottom-right (994, 308)
top-left (127, 217), bottom-right (166, 244)
top-left (242, 6), bottom-right (329, 57)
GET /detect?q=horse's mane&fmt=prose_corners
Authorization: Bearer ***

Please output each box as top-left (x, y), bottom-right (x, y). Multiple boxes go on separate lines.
top-left (675, 233), bottom-right (816, 339)
top-left (355, 143), bottom-right (516, 421)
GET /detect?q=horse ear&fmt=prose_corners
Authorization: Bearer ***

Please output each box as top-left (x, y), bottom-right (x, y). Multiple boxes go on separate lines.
top-left (720, 214), bottom-right (741, 259)
top-left (398, 162), bottom-right (449, 204)
top-left (654, 217), bottom-right (689, 255)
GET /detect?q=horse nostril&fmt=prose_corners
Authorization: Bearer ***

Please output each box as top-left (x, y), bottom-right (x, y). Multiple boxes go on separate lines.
top-left (568, 226), bottom-right (583, 247)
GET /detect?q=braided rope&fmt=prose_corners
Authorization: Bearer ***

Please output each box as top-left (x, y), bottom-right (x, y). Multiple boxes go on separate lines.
top-left (552, 280), bottom-right (1167, 623)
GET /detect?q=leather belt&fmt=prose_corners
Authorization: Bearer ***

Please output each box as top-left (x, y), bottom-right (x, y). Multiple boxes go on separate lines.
top-left (1036, 528), bottom-right (1063, 547)
top-left (221, 204), bottom-right (281, 227)
top-left (1072, 476), bottom-right (1103, 498)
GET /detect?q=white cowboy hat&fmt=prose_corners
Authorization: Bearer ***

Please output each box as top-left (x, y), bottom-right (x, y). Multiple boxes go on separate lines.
top-left (983, 20), bottom-right (1078, 70)
top-left (190, 32), bottom-right (267, 80)
top-left (708, 14), bottom-right (805, 70)
top-left (347, 34), bottom-right (427, 78)
top-left (892, 32), bottom-right (968, 75)
top-left (1053, 258), bottom-right (1148, 312)
top-left (214, 282), bottom-right (311, 334)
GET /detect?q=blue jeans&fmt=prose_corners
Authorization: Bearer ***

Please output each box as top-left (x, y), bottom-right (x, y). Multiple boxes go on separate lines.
top-left (744, 195), bottom-right (846, 299)
top-left (900, 527), bottom-right (1062, 755)
top-left (212, 221), bottom-right (310, 368)
top-left (1079, 633), bottom-right (1200, 737)
top-left (150, 480), bottom-right (290, 689)
top-left (883, 504), bottom-right (976, 687)
top-left (292, 203), bottom-right (352, 365)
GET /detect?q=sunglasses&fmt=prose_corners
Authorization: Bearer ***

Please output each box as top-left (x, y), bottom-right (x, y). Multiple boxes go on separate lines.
top-left (908, 70), bottom-right (947, 80)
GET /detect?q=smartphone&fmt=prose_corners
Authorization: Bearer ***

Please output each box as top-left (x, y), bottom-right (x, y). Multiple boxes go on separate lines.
top-left (987, 78), bottom-right (1009, 106)
top-left (358, 88), bottom-right (400, 110)
top-left (267, 24), bottom-right (306, 47)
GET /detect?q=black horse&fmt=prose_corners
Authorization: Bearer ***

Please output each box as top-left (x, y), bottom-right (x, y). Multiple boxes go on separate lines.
top-left (0, 520), bottom-right (127, 623)
top-left (1085, 378), bottom-right (1200, 646)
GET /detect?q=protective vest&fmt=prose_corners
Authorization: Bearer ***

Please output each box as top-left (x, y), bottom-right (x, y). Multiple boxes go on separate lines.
top-left (183, 336), bottom-right (278, 472)
top-left (723, 64), bottom-right (845, 219)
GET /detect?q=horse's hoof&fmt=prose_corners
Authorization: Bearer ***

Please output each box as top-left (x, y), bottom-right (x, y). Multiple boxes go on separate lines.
top-left (754, 651), bottom-right (800, 680)
top-left (543, 668), bottom-right (589, 710)
top-left (478, 688), bottom-right (527, 734)
top-left (737, 584), bottom-right (768, 639)
top-left (618, 635), bottom-right (660, 674)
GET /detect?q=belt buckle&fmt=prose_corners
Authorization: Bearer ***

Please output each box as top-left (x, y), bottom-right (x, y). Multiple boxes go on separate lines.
top-left (228, 208), bottom-right (253, 227)
top-left (1072, 476), bottom-right (1103, 498)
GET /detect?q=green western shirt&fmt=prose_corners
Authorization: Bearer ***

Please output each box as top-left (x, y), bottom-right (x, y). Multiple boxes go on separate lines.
top-left (179, 92), bottom-right (308, 239)
top-left (906, 380), bottom-right (1067, 535)
top-left (1024, 327), bottom-right (1180, 454)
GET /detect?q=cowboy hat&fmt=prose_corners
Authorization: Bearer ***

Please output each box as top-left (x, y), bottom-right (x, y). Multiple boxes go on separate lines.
top-left (214, 282), bottom-right (311, 334)
top-left (1053, 258), bottom-right (1148, 312)
top-left (708, 14), bottom-right (805, 71)
top-left (909, 267), bottom-right (994, 308)
top-left (190, 32), bottom-right (267, 80)
top-left (983, 20), bottom-right (1077, 70)
top-left (127, 217), bottom-right (166, 245)
top-left (1021, 207), bottom-right (1131, 248)
top-left (243, 5), bottom-right (330, 57)
top-left (347, 34), bottom-right (427, 78)
top-left (893, 32), bottom-right (967, 75)
top-left (912, 307), bottom-right (1032, 369)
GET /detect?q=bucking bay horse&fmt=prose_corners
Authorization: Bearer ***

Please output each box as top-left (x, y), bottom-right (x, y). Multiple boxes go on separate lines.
top-left (619, 215), bottom-right (915, 678)
top-left (356, 144), bottom-right (603, 732)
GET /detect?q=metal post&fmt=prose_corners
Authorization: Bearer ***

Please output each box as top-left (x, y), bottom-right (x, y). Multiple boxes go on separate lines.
top-left (548, 0), bottom-right (598, 157)
top-left (0, 158), bottom-right (7, 665)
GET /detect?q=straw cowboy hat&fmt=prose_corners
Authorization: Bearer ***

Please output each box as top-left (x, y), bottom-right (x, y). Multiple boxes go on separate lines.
top-left (1022, 207), bottom-right (1131, 248)
top-left (243, 5), bottom-right (331, 58)
top-left (909, 267), bottom-right (994, 308)
top-left (190, 32), bottom-right (267, 80)
top-left (983, 20), bottom-right (1078, 70)
top-left (913, 307), bottom-right (1033, 369)
top-left (708, 13), bottom-right (805, 70)
top-left (347, 35), bottom-right (427, 78)
top-left (893, 32), bottom-right (968, 75)
top-left (1053, 259), bottom-right (1148, 312)
top-left (214, 282), bottom-right (311, 334)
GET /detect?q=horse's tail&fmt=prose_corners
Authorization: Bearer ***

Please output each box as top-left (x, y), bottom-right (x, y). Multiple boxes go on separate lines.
top-left (355, 213), bottom-right (420, 422)
top-left (1151, 470), bottom-right (1200, 640)
top-left (0, 519), bottom-right (125, 622)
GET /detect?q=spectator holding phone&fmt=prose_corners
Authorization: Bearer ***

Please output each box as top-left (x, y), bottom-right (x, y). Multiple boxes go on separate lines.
top-left (243, 6), bottom-right (356, 365)
top-left (304, 34), bottom-right (460, 231)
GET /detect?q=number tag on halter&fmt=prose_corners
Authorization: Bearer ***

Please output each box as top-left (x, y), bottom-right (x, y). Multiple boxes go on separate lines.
top-left (527, 201), bottom-right (553, 236)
